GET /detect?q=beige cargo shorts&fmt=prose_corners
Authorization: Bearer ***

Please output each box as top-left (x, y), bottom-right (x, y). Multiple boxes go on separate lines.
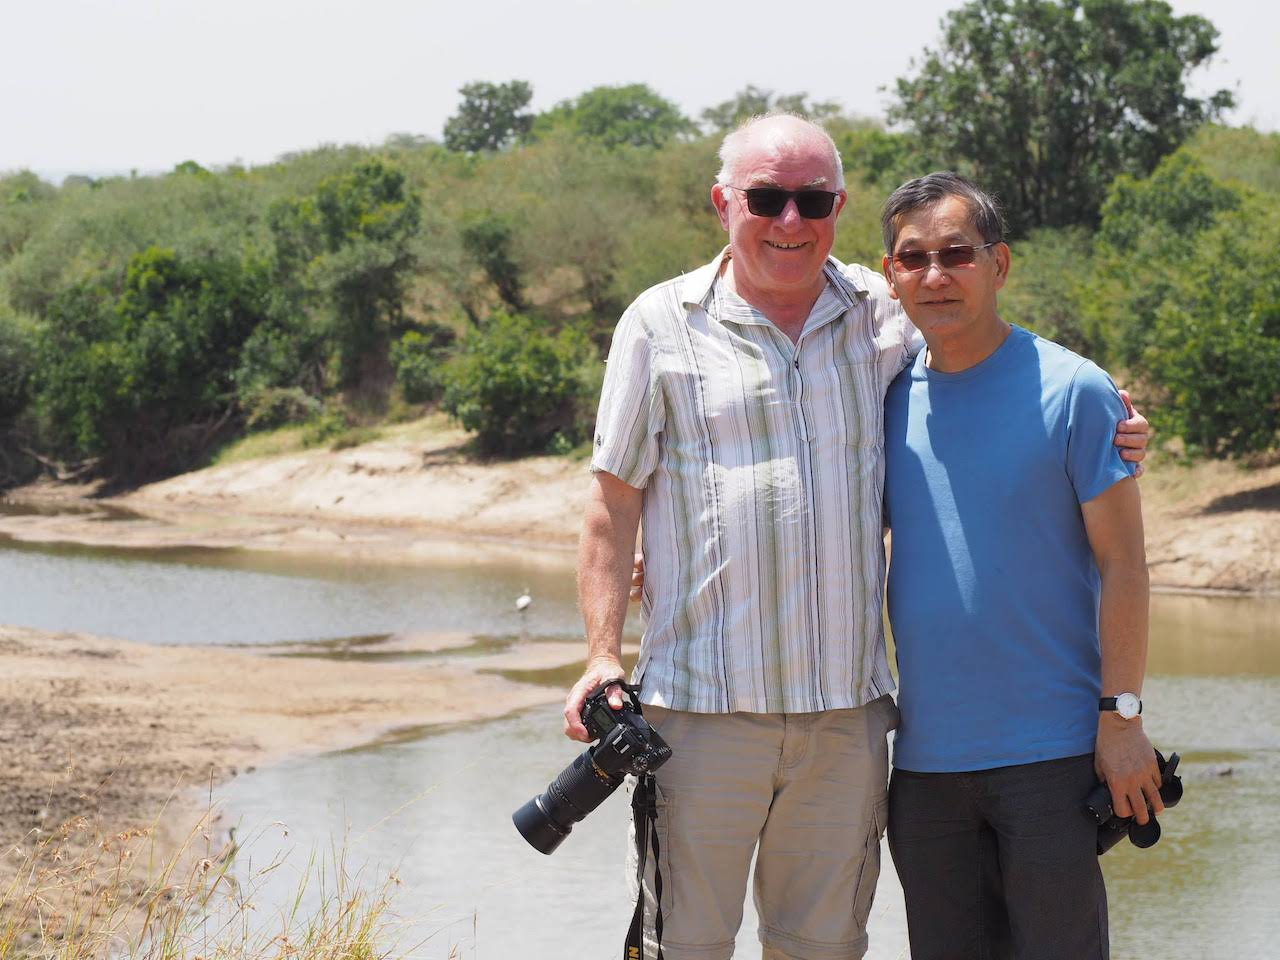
top-left (627, 694), bottom-right (898, 960)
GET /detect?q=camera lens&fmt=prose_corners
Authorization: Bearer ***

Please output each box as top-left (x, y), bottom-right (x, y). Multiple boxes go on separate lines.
top-left (513, 748), bottom-right (622, 855)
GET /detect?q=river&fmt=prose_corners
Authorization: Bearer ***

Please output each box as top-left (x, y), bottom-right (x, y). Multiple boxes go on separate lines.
top-left (1, 506), bottom-right (1276, 958)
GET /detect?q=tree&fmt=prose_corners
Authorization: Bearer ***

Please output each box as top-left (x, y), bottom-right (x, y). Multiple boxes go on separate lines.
top-left (34, 248), bottom-right (276, 476)
top-left (889, 0), bottom-right (1235, 235)
top-left (0, 171), bottom-right (57, 263)
top-left (534, 84), bottom-right (694, 148)
top-left (0, 307), bottom-right (35, 424)
top-left (998, 226), bottom-right (1094, 354)
top-left (269, 158), bottom-right (421, 386)
top-left (826, 118), bottom-right (924, 190)
top-left (1086, 150), bottom-right (1241, 367)
top-left (700, 86), bottom-right (841, 132)
top-left (1079, 150), bottom-right (1280, 457)
top-left (460, 212), bottom-right (526, 313)
top-left (1186, 125), bottom-right (1280, 196)
top-left (440, 312), bottom-right (596, 455)
top-left (443, 80), bottom-right (535, 153)
top-left (1142, 198), bottom-right (1280, 457)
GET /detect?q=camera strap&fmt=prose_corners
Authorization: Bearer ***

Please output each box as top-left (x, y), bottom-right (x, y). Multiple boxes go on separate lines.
top-left (625, 773), bottom-right (664, 960)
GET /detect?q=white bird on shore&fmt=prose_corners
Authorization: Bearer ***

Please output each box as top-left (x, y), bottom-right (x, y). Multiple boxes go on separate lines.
top-left (515, 591), bottom-right (533, 612)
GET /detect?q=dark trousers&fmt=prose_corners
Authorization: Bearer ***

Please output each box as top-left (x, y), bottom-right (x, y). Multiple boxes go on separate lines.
top-left (888, 754), bottom-right (1108, 960)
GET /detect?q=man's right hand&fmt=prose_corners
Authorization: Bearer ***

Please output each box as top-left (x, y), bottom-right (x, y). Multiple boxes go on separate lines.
top-left (630, 552), bottom-right (645, 602)
top-left (563, 657), bottom-right (627, 742)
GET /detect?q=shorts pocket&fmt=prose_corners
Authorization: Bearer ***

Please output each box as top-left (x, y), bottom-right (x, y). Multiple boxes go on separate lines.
top-left (852, 794), bottom-right (889, 929)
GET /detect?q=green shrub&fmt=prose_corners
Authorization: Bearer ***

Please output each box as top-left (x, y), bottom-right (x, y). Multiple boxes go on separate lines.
top-left (1142, 199), bottom-right (1280, 457)
top-left (32, 247), bottom-right (274, 477)
top-left (242, 386), bottom-right (323, 431)
top-left (301, 409), bottom-right (351, 448)
top-left (440, 312), bottom-right (596, 455)
top-left (389, 323), bottom-right (457, 403)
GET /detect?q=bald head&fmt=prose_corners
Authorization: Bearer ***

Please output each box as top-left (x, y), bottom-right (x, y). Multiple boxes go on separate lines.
top-left (717, 114), bottom-right (845, 190)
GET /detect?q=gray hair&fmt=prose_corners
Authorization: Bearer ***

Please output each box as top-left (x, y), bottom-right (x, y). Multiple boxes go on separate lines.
top-left (716, 113), bottom-right (846, 191)
top-left (880, 172), bottom-right (1006, 252)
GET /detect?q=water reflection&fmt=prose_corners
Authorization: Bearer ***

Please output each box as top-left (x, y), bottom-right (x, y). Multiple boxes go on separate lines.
top-left (0, 534), bottom-right (584, 645)
top-left (1148, 593), bottom-right (1280, 675)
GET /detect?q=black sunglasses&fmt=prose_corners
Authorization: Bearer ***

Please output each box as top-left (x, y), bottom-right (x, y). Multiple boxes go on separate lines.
top-left (891, 241), bottom-right (1000, 273)
top-left (725, 185), bottom-right (840, 219)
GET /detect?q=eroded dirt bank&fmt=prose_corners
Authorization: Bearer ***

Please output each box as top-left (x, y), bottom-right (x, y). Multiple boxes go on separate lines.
top-left (3, 428), bottom-right (1278, 593)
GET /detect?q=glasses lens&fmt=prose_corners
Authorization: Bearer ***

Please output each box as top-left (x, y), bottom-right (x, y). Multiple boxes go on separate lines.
top-left (937, 246), bottom-right (978, 268)
top-left (794, 191), bottom-right (837, 219)
top-left (893, 245), bottom-right (984, 272)
top-left (743, 189), bottom-right (789, 217)
top-left (894, 251), bottom-right (931, 272)
top-left (741, 188), bottom-right (836, 219)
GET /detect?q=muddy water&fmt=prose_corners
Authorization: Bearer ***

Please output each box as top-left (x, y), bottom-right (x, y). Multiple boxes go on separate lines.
top-left (0, 510), bottom-right (583, 645)
top-left (1, 518), bottom-right (1276, 958)
top-left (214, 592), bottom-right (1279, 959)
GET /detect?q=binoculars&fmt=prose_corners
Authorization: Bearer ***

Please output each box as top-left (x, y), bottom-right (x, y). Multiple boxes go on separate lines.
top-left (1083, 749), bottom-right (1183, 855)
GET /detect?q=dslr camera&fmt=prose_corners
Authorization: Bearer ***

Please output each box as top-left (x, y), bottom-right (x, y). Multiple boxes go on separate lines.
top-left (514, 682), bottom-right (672, 854)
top-left (1084, 749), bottom-right (1184, 854)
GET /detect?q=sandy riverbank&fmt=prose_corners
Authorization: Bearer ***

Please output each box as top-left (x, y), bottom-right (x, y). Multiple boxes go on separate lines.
top-left (0, 624), bottom-right (606, 891)
top-left (2, 419), bottom-right (1278, 593)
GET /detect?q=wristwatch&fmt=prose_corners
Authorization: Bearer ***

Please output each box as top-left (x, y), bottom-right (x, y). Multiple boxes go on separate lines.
top-left (1099, 693), bottom-right (1142, 720)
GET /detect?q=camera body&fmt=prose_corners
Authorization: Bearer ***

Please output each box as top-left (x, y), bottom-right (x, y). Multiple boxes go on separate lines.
top-left (1084, 749), bottom-right (1183, 854)
top-left (514, 683), bottom-right (672, 855)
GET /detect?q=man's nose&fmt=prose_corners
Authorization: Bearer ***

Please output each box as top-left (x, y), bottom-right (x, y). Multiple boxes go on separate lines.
top-left (921, 258), bottom-right (951, 286)
top-left (776, 198), bottom-right (804, 227)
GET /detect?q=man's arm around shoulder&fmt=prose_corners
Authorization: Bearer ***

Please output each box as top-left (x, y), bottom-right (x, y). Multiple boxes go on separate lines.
top-left (564, 471), bottom-right (643, 742)
top-left (1082, 477), bottom-right (1164, 824)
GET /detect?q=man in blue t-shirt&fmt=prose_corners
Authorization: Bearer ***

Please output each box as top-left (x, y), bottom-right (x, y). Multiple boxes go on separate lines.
top-left (880, 173), bottom-right (1164, 960)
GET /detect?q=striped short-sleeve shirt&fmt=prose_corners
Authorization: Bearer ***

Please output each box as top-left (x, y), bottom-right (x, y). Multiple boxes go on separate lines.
top-left (592, 249), bottom-right (918, 714)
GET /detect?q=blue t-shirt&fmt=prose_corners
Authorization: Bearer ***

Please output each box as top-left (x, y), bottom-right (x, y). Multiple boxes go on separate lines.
top-left (884, 325), bottom-right (1135, 772)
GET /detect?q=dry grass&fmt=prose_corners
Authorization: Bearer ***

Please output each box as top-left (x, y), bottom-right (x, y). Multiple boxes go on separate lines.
top-left (0, 808), bottom-right (417, 960)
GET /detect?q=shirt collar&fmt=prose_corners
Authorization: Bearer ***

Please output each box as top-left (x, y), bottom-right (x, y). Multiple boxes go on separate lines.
top-left (678, 246), bottom-right (870, 311)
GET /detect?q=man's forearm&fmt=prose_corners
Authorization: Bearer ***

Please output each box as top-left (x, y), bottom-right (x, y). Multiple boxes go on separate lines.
top-left (1098, 557), bottom-right (1150, 697)
top-left (577, 473), bottom-right (643, 665)
top-left (1082, 477), bottom-right (1150, 698)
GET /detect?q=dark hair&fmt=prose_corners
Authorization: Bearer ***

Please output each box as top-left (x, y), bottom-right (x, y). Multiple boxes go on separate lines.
top-left (880, 172), bottom-right (1007, 253)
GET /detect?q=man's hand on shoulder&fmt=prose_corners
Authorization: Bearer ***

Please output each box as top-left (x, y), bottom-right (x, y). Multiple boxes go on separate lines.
top-left (563, 657), bottom-right (627, 743)
top-left (1095, 715), bottom-right (1164, 825)
top-left (1115, 389), bottom-right (1151, 478)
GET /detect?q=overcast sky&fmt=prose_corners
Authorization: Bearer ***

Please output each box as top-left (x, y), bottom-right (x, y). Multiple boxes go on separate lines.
top-left (4, 0), bottom-right (1273, 182)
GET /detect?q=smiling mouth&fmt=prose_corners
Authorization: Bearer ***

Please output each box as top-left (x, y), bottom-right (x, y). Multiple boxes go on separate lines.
top-left (765, 241), bottom-right (808, 250)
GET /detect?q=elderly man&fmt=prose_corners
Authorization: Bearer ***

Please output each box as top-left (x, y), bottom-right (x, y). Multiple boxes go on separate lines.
top-left (564, 118), bottom-right (1145, 959)
top-left (880, 172), bottom-right (1161, 960)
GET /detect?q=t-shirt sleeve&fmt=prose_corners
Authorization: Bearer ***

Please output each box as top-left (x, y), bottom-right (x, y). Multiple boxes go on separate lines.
top-left (1064, 361), bottom-right (1137, 504)
top-left (590, 307), bottom-right (664, 488)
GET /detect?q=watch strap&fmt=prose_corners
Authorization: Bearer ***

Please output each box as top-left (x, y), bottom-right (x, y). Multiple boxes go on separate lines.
top-left (1099, 696), bottom-right (1143, 715)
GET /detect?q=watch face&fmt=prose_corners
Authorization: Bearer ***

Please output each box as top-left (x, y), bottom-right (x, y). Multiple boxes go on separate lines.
top-left (1116, 693), bottom-right (1141, 719)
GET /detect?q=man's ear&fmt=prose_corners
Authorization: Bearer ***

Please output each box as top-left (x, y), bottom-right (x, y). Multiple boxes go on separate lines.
top-left (994, 242), bottom-right (1011, 290)
top-left (882, 256), bottom-right (902, 301)
top-left (710, 184), bottom-right (731, 232)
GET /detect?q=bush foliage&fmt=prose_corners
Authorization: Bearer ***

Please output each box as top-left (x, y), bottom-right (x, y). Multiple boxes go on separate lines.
top-left (440, 313), bottom-right (597, 456)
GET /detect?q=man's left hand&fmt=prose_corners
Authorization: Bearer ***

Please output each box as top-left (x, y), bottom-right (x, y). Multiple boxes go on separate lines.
top-left (1095, 715), bottom-right (1164, 825)
top-left (1115, 389), bottom-right (1150, 478)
